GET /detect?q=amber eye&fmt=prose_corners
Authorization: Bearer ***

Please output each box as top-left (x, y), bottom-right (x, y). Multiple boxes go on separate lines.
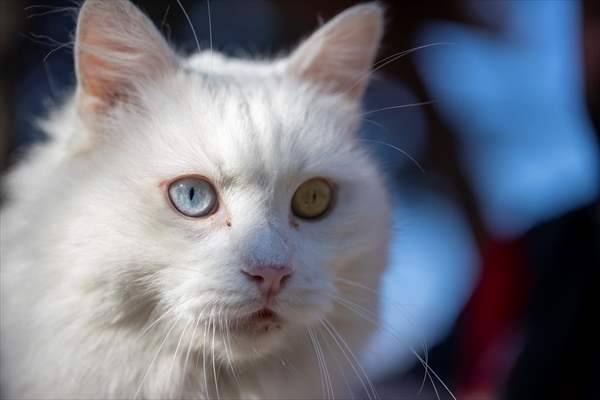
top-left (291, 178), bottom-right (333, 220)
top-left (168, 177), bottom-right (218, 217)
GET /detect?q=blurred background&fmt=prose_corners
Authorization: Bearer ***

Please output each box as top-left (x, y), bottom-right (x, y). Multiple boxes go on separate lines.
top-left (1, 0), bottom-right (598, 399)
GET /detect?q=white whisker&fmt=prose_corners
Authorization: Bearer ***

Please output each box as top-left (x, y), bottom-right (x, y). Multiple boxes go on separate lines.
top-left (206, 0), bottom-right (213, 56)
top-left (307, 328), bottom-right (328, 399)
top-left (359, 139), bottom-right (425, 173)
top-left (43, 42), bottom-right (70, 64)
top-left (331, 296), bottom-right (456, 400)
top-left (136, 306), bottom-right (174, 342)
top-left (331, 294), bottom-right (438, 394)
top-left (176, 0), bottom-right (200, 53)
top-left (168, 318), bottom-right (191, 386)
top-left (160, 5), bottom-right (171, 36)
top-left (321, 319), bottom-right (378, 400)
top-left (25, 32), bottom-right (66, 47)
top-left (211, 307), bottom-right (220, 400)
top-left (334, 277), bottom-right (432, 378)
top-left (26, 6), bottom-right (76, 19)
top-left (315, 327), bottom-right (336, 399)
top-left (223, 310), bottom-right (240, 386)
top-left (361, 100), bottom-right (435, 116)
top-left (202, 307), bottom-right (211, 399)
top-left (319, 325), bottom-right (355, 400)
top-left (180, 313), bottom-right (201, 397)
top-left (133, 316), bottom-right (180, 399)
top-left (362, 117), bottom-right (387, 132)
top-left (344, 42), bottom-right (455, 96)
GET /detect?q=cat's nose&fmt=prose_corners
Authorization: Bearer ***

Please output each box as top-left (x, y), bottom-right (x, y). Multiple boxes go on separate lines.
top-left (242, 265), bottom-right (293, 298)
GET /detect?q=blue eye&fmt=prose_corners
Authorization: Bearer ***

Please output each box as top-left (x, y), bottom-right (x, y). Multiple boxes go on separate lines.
top-left (167, 177), bottom-right (218, 217)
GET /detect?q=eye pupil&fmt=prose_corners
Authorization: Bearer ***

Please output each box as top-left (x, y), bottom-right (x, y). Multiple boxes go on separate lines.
top-left (167, 177), bottom-right (218, 218)
top-left (291, 178), bottom-right (333, 220)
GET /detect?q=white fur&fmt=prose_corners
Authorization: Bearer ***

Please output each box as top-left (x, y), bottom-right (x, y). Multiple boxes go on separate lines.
top-left (0, 1), bottom-right (390, 399)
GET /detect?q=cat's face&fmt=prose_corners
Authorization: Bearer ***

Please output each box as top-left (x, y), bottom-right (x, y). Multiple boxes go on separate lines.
top-left (66, 0), bottom-right (389, 361)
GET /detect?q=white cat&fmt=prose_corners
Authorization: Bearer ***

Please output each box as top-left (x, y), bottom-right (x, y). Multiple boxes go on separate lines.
top-left (0, 1), bottom-right (390, 398)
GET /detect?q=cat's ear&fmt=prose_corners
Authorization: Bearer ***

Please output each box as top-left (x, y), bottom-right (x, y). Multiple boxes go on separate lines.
top-left (286, 3), bottom-right (384, 101)
top-left (75, 0), bottom-right (178, 114)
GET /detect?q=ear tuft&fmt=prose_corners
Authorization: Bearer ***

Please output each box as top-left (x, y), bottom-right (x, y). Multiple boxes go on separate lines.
top-left (287, 3), bottom-right (384, 101)
top-left (75, 0), bottom-right (178, 113)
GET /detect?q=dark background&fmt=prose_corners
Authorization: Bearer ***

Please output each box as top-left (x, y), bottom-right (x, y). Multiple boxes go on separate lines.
top-left (1, 1), bottom-right (599, 399)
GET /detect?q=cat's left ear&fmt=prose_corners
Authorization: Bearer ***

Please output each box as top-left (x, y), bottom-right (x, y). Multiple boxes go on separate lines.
top-left (75, 0), bottom-right (179, 114)
top-left (286, 3), bottom-right (384, 101)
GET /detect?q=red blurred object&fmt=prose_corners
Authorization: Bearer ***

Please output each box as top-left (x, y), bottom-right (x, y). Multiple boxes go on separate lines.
top-left (456, 239), bottom-right (530, 398)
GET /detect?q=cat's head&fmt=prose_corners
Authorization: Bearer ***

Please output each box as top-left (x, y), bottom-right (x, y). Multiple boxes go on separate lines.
top-left (64, 0), bottom-right (389, 361)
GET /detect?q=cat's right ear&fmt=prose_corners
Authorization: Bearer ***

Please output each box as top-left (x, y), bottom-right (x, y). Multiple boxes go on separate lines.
top-left (75, 0), bottom-right (178, 115)
top-left (286, 3), bottom-right (384, 102)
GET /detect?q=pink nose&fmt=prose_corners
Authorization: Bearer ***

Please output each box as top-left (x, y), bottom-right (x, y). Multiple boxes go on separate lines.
top-left (242, 265), bottom-right (293, 298)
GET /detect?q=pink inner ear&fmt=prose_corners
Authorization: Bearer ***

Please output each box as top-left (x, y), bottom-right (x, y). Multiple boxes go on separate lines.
top-left (298, 30), bottom-right (377, 99)
top-left (288, 4), bottom-right (383, 100)
top-left (75, 0), bottom-right (178, 113)
top-left (77, 33), bottom-right (138, 106)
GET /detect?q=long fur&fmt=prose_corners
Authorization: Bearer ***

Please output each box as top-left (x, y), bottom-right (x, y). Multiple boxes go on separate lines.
top-left (0, 1), bottom-right (390, 398)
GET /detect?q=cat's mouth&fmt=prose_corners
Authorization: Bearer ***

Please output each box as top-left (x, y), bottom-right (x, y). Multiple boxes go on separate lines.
top-left (232, 308), bottom-right (283, 335)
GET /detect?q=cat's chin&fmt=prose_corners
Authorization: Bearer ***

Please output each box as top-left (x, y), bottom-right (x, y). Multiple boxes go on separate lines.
top-left (214, 308), bottom-right (298, 362)
top-left (228, 308), bottom-right (287, 347)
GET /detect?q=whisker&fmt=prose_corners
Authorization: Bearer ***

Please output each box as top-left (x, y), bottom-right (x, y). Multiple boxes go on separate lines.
top-left (361, 100), bottom-right (435, 116)
top-left (43, 42), bottom-right (71, 64)
top-left (24, 4), bottom-right (67, 10)
top-left (344, 42), bottom-right (455, 96)
top-left (211, 306), bottom-right (221, 400)
top-left (331, 293), bottom-right (438, 396)
top-left (362, 117), bottom-right (387, 132)
top-left (418, 332), bottom-right (433, 396)
top-left (24, 32), bottom-right (66, 47)
top-left (136, 306), bottom-right (174, 342)
top-left (26, 6), bottom-right (76, 19)
top-left (430, 370), bottom-right (441, 400)
top-left (160, 4), bottom-right (171, 40)
top-left (223, 309), bottom-right (240, 386)
top-left (331, 296), bottom-right (455, 400)
top-left (319, 325), bottom-right (355, 400)
top-left (169, 318), bottom-right (192, 385)
top-left (359, 139), bottom-right (425, 173)
top-left (206, 0), bottom-right (213, 56)
top-left (321, 319), bottom-right (378, 400)
top-left (307, 328), bottom-right (328, 399)
top-left (180, 312), bottom-right (202, 397)
top-left (334, 278), bottom-right (416, 311)
top-left (316, 327), bottom-right (336, 399)
top-left (333, 277), bottom-right (430, 355)
top-left (202, 307), bottom-right (211, 399)
top-left (312, 327), bottom-right (334, 400)
top-left (133, 316), bottom-right (180, 399)
top-left (372, 42), bottom-right (453, 71)
top-left (176, 0), bottom-right (201, 53)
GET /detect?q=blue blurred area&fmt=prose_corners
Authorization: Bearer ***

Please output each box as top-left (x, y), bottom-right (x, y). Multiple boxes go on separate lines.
top-left (358, 79), bottom-right (478, 378)
top-left (354, 76), bottom-right (478, 378)
top-left (364, 185), bottom-right (479, 377)
top-left (416, 0), bottom-right (599, 237)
